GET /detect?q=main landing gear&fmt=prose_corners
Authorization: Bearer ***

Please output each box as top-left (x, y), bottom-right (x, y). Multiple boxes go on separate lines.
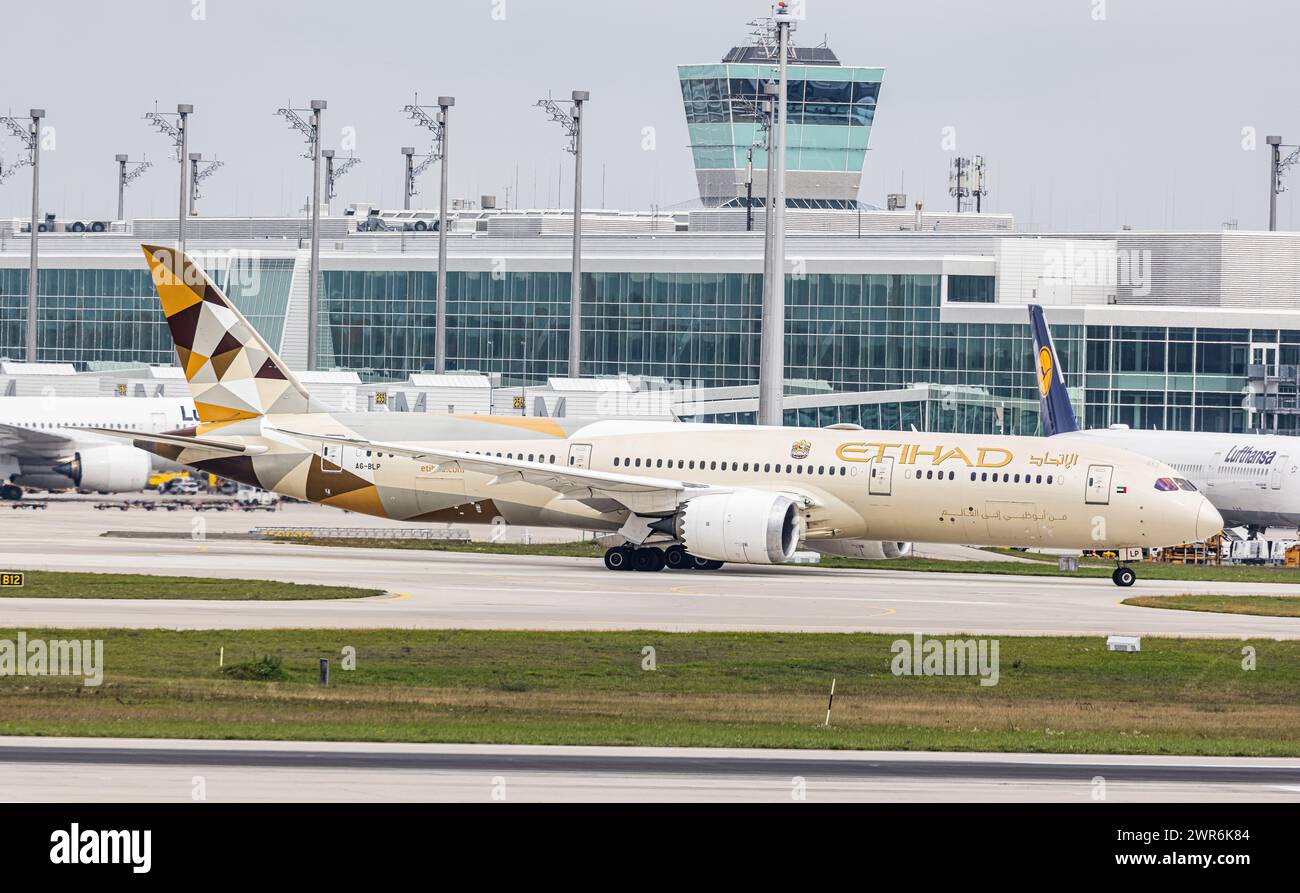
top-left (603, 544), bottom-right (723, 573)
top-left (1111, 564), bottom-right (1137, 587)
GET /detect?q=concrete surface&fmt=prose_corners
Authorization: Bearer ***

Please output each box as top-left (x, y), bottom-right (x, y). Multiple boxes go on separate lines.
top-left (4, 501), bottom-right (1300, 637)
top-left (1, 737), bottom-right (1297, 802)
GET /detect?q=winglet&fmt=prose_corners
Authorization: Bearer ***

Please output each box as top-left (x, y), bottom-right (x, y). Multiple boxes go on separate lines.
top-left (1028, 304), bottom-right (1079, 436)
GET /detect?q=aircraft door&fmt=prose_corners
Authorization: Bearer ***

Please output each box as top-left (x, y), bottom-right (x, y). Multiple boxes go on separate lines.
top-left (320, 442), bottom-right (343, 473)
top-left (568, 443), bottom-right (592, 469)
top-left (150, 411), bottom-right (167, 432)
top-left (869, 457), bottom-right (894, 496)
top-left (1085, 464), bottom-right (1113, 505)
top-left (1272, 455), bottom-right (1289, 490)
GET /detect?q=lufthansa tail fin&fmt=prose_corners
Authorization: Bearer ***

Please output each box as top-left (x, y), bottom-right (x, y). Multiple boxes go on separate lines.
top-left (1028, 304), bottom-right (1079, 436)
top-left (140, 244), bottom-right (325, 423)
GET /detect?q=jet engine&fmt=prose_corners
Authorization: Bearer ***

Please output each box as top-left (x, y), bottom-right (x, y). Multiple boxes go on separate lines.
top-left (811, 539), bottom-right (914, 560)
top-left (671, 490), bottom-right (802, 565)
top-left (54, 446), bottom-right (151, 493)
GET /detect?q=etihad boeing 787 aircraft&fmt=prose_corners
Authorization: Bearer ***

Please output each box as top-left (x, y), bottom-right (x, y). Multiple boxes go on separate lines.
top-left (85, 246), bottom-right (1222, 585)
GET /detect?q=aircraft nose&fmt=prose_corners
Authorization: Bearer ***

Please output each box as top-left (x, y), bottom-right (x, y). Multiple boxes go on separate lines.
top-left (1196, 499), bottom-right (1224, 542)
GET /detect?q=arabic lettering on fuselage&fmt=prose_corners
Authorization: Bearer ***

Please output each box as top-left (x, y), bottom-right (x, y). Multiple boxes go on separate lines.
top-left (1224, 445), bottom-right (1278, 465)
top-left (1029, 452), bottom-right (1079, 469)
top-left (836, 442), bottom-right (1013, 468)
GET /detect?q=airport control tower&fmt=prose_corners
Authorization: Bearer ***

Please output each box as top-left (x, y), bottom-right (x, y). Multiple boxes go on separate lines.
top-left (677, 16), bottom-right (884, 208)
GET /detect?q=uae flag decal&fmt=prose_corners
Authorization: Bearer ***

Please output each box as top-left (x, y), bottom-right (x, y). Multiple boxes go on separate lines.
top-left (1116, 485), bottom-right (1128, 494)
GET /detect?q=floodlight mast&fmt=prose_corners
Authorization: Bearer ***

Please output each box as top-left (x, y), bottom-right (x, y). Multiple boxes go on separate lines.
top-left (143, 102), bottom-right (193, 250)
top-left (403, 94), bottom-right (454, 372)
top-left (0, 108), bottom-right (43, 360)
top-left (116, 154), bottom-right (152, 222)
top-left (758, 1), bottom-right (794, 428)
top-left (188, 153), bottom-right (225, 216)
top-left (277, 99), bottom-right (327, 368)
top-left (1267, 135), bottom-right (1300, 231)
top-left (535, 91), bottom-right (589, 377)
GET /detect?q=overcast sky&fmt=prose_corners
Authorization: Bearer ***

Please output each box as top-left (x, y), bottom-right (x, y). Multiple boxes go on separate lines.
top-left (2, 0), bottom-right (1296, 231)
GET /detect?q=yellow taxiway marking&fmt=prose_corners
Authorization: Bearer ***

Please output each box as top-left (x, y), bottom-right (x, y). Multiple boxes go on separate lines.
top-left (379, 591), bottom-right (416, 602)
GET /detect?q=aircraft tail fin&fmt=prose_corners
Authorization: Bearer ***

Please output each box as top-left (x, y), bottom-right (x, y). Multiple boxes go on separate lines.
top-left (1028, 304), bottom-right (1079, 436)
top-left (140, 244), bottom-right (325, 423)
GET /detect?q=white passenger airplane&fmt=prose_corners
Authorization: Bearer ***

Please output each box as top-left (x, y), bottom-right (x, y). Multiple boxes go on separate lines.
top-left (1029, 304), bottom-right (1300, 533)
top-left (87, 246), bottom-right (1223, 586)
top-left (0, 396), bottom-right (194, 499)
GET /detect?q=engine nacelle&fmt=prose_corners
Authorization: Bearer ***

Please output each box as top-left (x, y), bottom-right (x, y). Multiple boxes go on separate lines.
top-left (54, 446), bottom-right (151, 493)
top-left (811, 539), bottom-right (914, 560)
top-left (677, 490), bottom-right (802, 565)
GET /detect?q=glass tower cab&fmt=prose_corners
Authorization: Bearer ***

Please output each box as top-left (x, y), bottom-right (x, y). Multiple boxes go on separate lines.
top-left (677, 22), bottom-right (884, 208)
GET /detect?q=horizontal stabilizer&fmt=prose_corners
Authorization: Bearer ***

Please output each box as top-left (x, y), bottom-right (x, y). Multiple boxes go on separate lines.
top-left (74, 426), bottom-right (267, 457)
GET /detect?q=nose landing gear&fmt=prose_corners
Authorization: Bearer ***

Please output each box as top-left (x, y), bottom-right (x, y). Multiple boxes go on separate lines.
top-left (602, 544), bottom-right (723, 572)
top-left (1111, 565), bottom-right (1137, 587)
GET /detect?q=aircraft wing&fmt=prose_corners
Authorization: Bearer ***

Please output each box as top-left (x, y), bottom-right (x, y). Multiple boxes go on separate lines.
top-left (0, 420), bottom-right (76, 459)
top-left (274, 427), bottom-right (711, 515)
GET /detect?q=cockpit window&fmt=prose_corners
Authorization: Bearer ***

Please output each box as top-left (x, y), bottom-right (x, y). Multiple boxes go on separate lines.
top-left (1154, 477), bottom-right (1179, 492)
top-left (1173, 478), bottom-right (1198, 492)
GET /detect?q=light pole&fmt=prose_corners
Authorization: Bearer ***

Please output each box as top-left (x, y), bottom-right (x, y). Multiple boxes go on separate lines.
top-left (1265, 135), bottom-right (1300, 232)
top-left (401, 95), bottom-right (454, 372)
top-left (308, 100), bottom-right (325, 370)
top-left (188, 154), bottom-right (224, 217)
top-left (535, 90), bottom-right (589, 378)
top-left (188, 153), bottom-right (201, 217)
top-left (401, 147), bottom-right (414, 210)
top-left (176, 104), bottom-right (191, 252)
top-left (1, 109), bottom-right (44, 361)
top-left (278, 99), bottom-right (327, 368)
top-left (436, 97), bottom-right (454, 374)
top-left (758, 19), bottom-right (790, 429)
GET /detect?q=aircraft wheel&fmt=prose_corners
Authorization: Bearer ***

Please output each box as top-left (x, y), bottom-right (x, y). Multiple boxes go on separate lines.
top-left (603, 546), bottom-right (634, 571)
top-left (0, 484), bottom-right (22, 501)
top-left (1112, 566), bottom-right (1136, 587)
top-left (693, 557), bottom-right (724, 571)
top-left (664, 545), bottom-right (692, 570)
top-left (633, 547), bottom-right (666, 572)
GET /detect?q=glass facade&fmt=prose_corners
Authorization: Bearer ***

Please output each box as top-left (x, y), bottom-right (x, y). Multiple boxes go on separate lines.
top-left (3, 259), bottom-right (1292, 436)
top-left (0, 258), bottom-right (294, 367)
top-left (0, 268), bottom-right (174, 367)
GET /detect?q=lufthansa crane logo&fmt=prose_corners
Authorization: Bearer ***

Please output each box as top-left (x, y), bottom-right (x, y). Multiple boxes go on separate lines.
top-left (1037, 347), bottom-right (1054, 397)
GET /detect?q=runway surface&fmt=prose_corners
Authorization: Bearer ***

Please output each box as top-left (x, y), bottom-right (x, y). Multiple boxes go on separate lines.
top-left (2, 736), bottom-right (1297, 802)
top-left (5, 502), bottom-right (1300, 637)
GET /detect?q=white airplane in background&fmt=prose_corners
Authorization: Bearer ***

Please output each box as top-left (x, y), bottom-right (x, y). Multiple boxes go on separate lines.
top-left (83, 245), bottom-right (1225, 587)
top-left (1030, 304), bottom-right (1300, 533)
top-left (0, 396), bottom-right (195, 499)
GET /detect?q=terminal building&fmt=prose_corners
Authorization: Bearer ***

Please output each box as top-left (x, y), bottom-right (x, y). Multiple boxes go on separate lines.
top-left (4, 224), bottom-right (1300, 436)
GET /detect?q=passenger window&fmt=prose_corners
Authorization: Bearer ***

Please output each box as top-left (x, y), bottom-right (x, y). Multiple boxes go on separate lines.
top-left (1047, 475), bottom-right (1053, 484)
top-left (1014, 474), bottom-right (1020, 483)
